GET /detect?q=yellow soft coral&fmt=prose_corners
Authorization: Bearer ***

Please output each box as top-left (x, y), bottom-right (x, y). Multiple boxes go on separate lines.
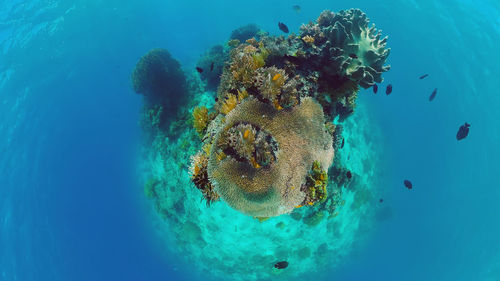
top-left (193, 106), bottom-right (209, 136)
top-left (221, 95), bottom-right (239, 115)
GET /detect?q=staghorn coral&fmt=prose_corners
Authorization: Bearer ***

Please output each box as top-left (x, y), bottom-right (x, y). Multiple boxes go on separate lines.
top-left (207, 97), bottom-right (334, 217)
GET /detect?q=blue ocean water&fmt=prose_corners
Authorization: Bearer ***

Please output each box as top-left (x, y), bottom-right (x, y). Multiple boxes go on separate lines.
top-left (1, 1), bottom-right (499, 281)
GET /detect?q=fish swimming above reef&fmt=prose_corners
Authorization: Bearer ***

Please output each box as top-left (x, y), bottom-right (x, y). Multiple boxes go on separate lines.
top-left (341, 138), bottom-right (345, 149)
top-left (419, 74), bottom-right (429, 79)
top-left (386, 84), bottom-right (392, 95)
top-left (349, 53), bottom-right (358, 59)
top-left (456, 122), bottom-right (470, 140)
top-left (346, 170), bottom-right (352, 179)
top-left (210, 62), bottom-right (214, 71)
top-left (404, 180), bottom-right (412, 190)
top-left (278, 22), bottom-right (289, 33)
top-left (292, 5), bottom-right (301, 13)
top-left (429, 88), bottom-right (437, 101)
top-left (373, 84), bottom-right (378, 94)
top-left (196, 67), bottom-right (203, 73)
top-left (274, 261), bottom-right (289, 269)
top-left (379, 198), bottom-right (384, 203)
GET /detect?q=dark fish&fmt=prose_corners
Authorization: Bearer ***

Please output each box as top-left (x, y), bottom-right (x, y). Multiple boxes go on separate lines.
top-left (196, 67), bottom-right (203, 73)
top-left (274, 261), bottom-right (289, 269)
top-left (210, 62), bottom-right (214, 71)
top-left (404, 180), bottom-right (412, 190)
top-left (456, 122), bottom-right (470, 141)
top-left (346, 171), bottom-right (352, 179)
top-left (386, 84), bottom-right (392, 95)
top-left (341, 138), bottom-right (345, 149)
top-left (429, 88), bottom-right (437, 101)
top-left (379, 198), bottom-right (384, 203)
top-left (278, 22), bottom-right (289, 33)
top-left (349, 53), bottom-right (358, 59)
top-left (373, 84), bottom-right (378, 94)
top-left (292, 5), bottom-right (301, 13)
top-left (419, 74), bottom-right (429, 79)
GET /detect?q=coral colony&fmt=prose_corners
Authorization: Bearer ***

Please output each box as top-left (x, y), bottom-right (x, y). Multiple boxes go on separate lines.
top-left (188, 9), bottom-right (390, 218)
top-left (132, 9), bottom-right (391, 279)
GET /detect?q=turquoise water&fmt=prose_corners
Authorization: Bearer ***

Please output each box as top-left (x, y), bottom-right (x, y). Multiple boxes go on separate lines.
top-left (1, 1), bottom-right (500, 281)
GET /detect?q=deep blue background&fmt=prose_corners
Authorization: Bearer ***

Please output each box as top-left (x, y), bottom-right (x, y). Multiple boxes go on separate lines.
top-left (1, 1), bottom-right (499, 280)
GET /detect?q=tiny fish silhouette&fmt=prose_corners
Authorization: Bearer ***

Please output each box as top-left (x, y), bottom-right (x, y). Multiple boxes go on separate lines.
top-left (210, 62), bottom-right (214, 71)
top-left (346, 171), bottom-right (352, 179)
top-left (278, 22), bottom-right (289, 33)
top-left (292, 5), bottom-right (301, 13)
top-left (349, 53), bottom-right (358, 59)
top-left (274, 261), bottom-right (289, 269)
top-left (404, 180), bottom-right (412, 190)
top-left (429, 88), bottom-right (437, 101)
top-left (419, 74), bottom-right (429, 79)
top-left (456, 122), bottom-right (470, 140)
top-left (341, 138), bottom-right (345, 149)
top-left (196, 67), bottom-right (203, 73)
top-left (373, 84), bottom-right (378, 94)
top-left (379, 198), bottom-right (384, 203)
top-left (386, 84), bottom-right (392, 95)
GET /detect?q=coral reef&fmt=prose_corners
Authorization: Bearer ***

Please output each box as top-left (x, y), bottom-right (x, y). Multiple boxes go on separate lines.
top-left (137, 8), bottom-right (390, 229)
top-left (185, 8), bottom-right (390, 217)
top-left (132, 48), bottom-right (188, 128)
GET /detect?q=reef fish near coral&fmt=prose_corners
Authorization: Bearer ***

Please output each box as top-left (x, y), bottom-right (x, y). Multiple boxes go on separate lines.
top-left (386, 84), bottom-right (393, 95)
top-left (373, 84), bottom-right (378, 94)
top-left (429, 88), bottom-right (437, 101)
top-left (274, 261), bottom-right (289, 269)
top-left (196, 67), bottom-right (203, 73)
top-left (404, 180), bottom-right (413, 190)
top-left (210, 62), bottom-right (214, 71)
top-left (278, 22), bottom-right (289, 33)
top-left (456, 123), bottom-right (470, 140)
